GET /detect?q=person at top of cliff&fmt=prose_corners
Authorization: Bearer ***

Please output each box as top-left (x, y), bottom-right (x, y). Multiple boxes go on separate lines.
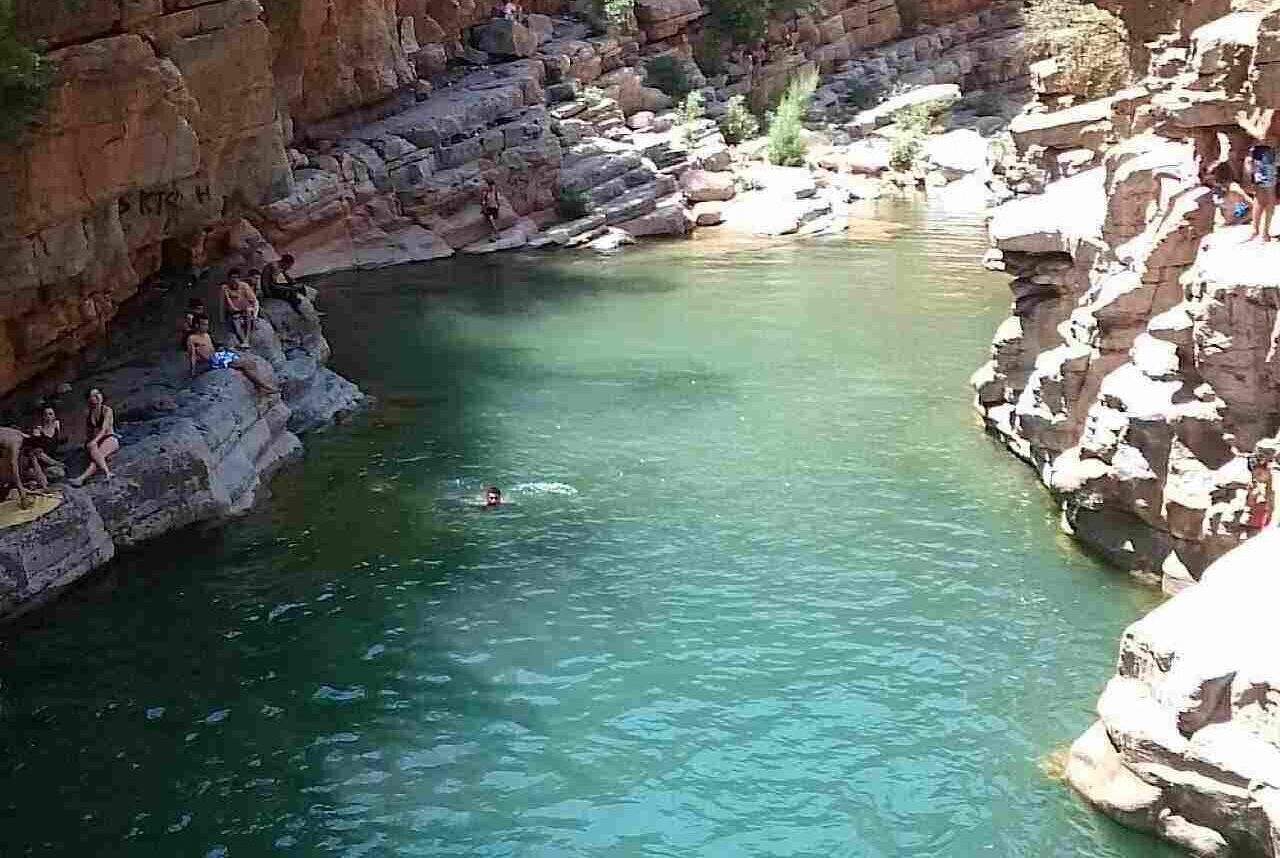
top-left (0, 427), bottom-right (36, 509)
top-left (1243, 458), bottom-right (1274, 537)
top-left (1246, 138), bottom-right (1277, 241)
top-left (222, 268), bottom-right (258, 349)
top-left (485, 486), bottom-right (502, 508)
top-left (69, 388), bottom-right (118, 487)
top-left (501, 0), bottom-right (521, 21)
top-left (481, 178), bottom-right (502, 235)
top-left (261, 254), bottom-right (306, 315)
top-left (1210, 162), bottom-right (1254, 226)
top-left (185, 316), bottom-right (279, 395)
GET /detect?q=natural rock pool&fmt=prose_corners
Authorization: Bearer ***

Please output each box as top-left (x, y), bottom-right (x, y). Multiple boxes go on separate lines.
top-left (1, 205), bottom-right (1177, 856)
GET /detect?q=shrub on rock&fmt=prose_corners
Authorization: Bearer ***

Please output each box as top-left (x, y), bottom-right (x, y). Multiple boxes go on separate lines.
top-left (646, 54), bottom-right (692, 99)
top-left (767, 69), bottom-right (818, 167)
top-left (556, 187), bottom-right (591, 220)
top-left (719, 95), bottom-right (760, 144)
top-left (0, 0), bottom-right (50, 143)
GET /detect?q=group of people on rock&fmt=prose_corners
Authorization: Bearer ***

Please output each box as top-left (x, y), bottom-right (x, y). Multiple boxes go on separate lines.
top-left (177, 255), bottom-right (311, 396)
top-left (0, 388), bottom-right (118, 508)
top-left (0, 255), bottom-right (319, 509)
top-left (1200, 117), bottom-right (1278, 241)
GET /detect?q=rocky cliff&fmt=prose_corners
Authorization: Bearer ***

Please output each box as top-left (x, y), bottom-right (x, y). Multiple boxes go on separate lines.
top-left (0, 296), bottom-right (362, 616)
top-left (1066, 528), bottom-right (1280, 857)
top-left (0, 0), bottom-right (1023, 401)
top-left (974, 8), bottom-right (1280, 588)
top-left (972, 4), bottom-right (1280, 854)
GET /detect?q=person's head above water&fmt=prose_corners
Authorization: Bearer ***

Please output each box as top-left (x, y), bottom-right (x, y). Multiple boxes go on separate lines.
top-left (485, 486), bottom-right (502, 507)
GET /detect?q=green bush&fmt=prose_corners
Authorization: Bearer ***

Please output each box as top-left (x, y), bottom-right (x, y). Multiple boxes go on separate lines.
top-left (708, 0), bottom-right (770, 43)
top-left (693, 30), bottom-right (725, 77)
top-left (1024, 0), bottom-right (1130, 100)
top-left (0, 0), bottom-right (51, 145)
top-left (680, 90), bottom-right (705, 149)
top-left (555, 187), bottom-right (591, 220)
top-left (844, 77), bottom-right (884, 111)
top-left (892, 102), bottom-right (934, 135)
top-left (719, 94), bottom-right (760, 144)
top-left (594, 0), bottom-right (635, 28)
top-left (646, 54), bottom-right (692, 99)
top-left (766, 69), bottom-right (817, 166)
top-left (889, 134), bottom-right (922, 171)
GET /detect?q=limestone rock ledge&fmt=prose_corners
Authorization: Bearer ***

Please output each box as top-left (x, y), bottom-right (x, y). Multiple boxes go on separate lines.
top-left (0, 301), bottom-right (363, 618)
top-left (973, 10), bottom-right (1280, 588)
top-left (1066, 530), bottom-right (1280, 858)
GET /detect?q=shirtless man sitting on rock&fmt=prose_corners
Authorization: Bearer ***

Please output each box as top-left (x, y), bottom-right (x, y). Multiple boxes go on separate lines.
top-left (185, 316), bottom-right (279, 395)
top-left (0, 427), bottom-right (36, 509)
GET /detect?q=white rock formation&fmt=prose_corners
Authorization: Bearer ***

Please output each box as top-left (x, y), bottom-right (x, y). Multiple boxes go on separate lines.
top-left (1067, 529), bottom-right (1280, 857)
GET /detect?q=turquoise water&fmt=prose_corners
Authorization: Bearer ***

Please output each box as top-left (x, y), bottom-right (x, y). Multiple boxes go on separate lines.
top-left (0, 205), bottom-right (1175, 857)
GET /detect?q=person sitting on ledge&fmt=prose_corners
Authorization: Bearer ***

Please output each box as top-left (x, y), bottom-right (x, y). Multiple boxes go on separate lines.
top-left (1210, 162), bottom-right (1253, 226)
top-left (0, 427), bottom-right (36, 509)
top-left (222, 268), bottom-right (258, 349)
top-left (69, 388), bottom-right (118, 487)
top-left (185, 316), bottom-right (279, 395)
top-left (261, 254), bottom-right (306, 315)
top-left (179, 298), bottom-right (209, 350)
top-left (26, 406), bottom-right (62, 487)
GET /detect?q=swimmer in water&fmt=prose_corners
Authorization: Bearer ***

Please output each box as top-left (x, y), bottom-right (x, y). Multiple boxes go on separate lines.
top-left (485, 486), bottom-right (502, 508)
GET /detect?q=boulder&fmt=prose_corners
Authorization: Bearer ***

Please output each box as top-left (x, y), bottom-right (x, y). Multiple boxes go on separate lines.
top-left (1010, 97), bottom-right (1114, 152)
top-left (0, 488), bottom-right (114, 616)
top-left (472, 19), bottom-right (536, 58)
top-left (844, 140), bottom-right (892, 175)
top-left (527, 13), bottom-right (554, 46)
top-left (616, 198), bottom-right (693, 236)
top-left (854, 84), bottom-right (961, 129)
top-left (587, 226), bottom-right (637, 252)
top-left (922, 129), bottom-right (989, 178)
top-left (628, 111), bottom-right (656, 130)
top-left (679, 169), bottom-right (737, 202)
top-left (633, 0), bottom-right (706, 40)
top-left (692, 201), bottom-right (725, 226)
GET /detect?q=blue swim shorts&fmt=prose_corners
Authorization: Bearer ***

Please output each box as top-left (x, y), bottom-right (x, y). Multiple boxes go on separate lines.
top-left (209, 349), bottom-right (238, 371)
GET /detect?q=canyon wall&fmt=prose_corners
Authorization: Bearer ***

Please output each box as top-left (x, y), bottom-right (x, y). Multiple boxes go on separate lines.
top-left (0, 0), bottom-right (1010, 402)
top-left (0, 0), bottom-right (910, 399)
top-left (1066, 528), bottom-right (1280, 857)
top-left (975, 6), bottom-right (1280, 854)
top-left (975, 8), bottom-right (1280, 589)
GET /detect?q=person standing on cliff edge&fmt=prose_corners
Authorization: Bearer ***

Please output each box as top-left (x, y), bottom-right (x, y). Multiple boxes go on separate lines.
top-left (1243, 458), bottom-right (1274, 537)
top-left (481, 179), bottom-right (502, 235)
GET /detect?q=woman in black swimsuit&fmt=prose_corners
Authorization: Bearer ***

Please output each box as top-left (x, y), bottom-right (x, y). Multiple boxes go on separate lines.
top-left (70, 388), bottom-right (118, 486)
top-left (25, 406), bottom-right (62, 488)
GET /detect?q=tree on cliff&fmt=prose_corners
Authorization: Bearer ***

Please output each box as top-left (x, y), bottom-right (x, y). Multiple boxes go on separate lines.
top-left (0, 0), bottom-right (48, 143)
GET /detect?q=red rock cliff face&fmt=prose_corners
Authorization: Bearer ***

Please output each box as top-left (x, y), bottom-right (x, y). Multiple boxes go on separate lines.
top-left (0, 0), bottom-right (295, 396)
top-left (264, 0), bottom-right (415, 132)
top-left (0, 0), bottom-right (426, 396)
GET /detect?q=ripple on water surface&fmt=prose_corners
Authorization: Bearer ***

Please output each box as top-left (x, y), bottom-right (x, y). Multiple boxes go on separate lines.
top-left (0, 205), bottom-right (1175, 857)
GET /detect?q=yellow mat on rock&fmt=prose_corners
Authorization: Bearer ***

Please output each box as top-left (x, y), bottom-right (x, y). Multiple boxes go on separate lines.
top-left (0, 489), bottom-right (64, 528)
